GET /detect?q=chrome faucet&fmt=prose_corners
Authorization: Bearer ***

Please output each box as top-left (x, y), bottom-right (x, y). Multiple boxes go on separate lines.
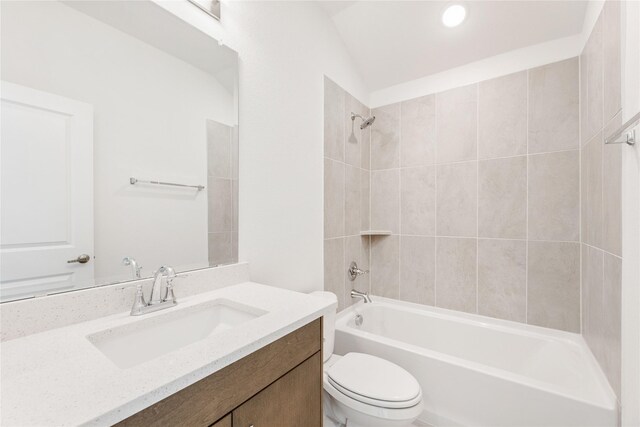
top-left (348, 261), bottom-right (369, 281)
top-left (122, 256), bottom-right (142, 279)
top-left (130, 265), bottom-right (178, 316)
top-left (350, 289), bottom-right (372, 303)
top-left (149, 266), bottom-right (176, 304)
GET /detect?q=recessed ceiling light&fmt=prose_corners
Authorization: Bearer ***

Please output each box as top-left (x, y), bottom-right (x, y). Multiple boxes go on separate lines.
top-left (442, 4), bottom-right (466, 28)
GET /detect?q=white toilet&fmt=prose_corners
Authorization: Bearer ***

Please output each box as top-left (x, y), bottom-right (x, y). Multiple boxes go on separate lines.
top-left (311, 292), bottom-right (424, 427)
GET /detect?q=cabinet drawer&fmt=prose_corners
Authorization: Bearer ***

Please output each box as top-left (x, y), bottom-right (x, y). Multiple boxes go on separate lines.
top-left (233, 352), bottom-right (322, 427)
top-left (117, 318), bottom-right (321, 427)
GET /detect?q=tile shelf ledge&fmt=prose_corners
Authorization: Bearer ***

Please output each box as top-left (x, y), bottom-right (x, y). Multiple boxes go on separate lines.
top-left (359, 230), bottom-right (392, 236)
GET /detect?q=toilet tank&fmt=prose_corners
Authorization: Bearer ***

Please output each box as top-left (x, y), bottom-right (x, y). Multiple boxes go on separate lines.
top-left (310, 291), bottom-right (337, 362)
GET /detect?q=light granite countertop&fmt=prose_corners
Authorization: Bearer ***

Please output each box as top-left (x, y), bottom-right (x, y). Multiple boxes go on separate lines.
top-left (1, 282), bottom-right (333, 426)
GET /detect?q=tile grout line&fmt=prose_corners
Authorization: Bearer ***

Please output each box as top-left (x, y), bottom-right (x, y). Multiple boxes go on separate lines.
top-left (367, 147), bottom-right (579, 172)
top-left (369, 106), bottom-right (373, 294)
top-left (398, 103), bottom-right (402, 300)
top-left (362, 104), bottom-right (370, 295)
top-left (526, 68), bottom-right (530, 324)
top-left (434, 93), bottom-right (438, 307)
top-left (476, 83), bottom-right (480, 315)
top-left (599, 16), bottom-right (606, 319)
top-left (342, 94), bottom-right (347, 308)
top-left (228, 126), bottom-right (233, 255)
top-left (355, 102), bottom-right (360, 302)
top-left (583, 240), bottom-right (623, 260)
top-left (372, 233), bottom-right (581, 245)
top-left (579, 52), bottom-right (584, 333)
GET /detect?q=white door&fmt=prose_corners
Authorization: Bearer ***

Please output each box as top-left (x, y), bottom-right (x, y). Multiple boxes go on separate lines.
top-left (1, 81), bottom-right (94, 301)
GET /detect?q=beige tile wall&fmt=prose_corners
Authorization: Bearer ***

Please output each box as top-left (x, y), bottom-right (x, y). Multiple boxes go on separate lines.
top-left (580, 0), bottom-right (623, 399)
top-left (324, 77), bottom-right (371, 310)
top-left (368, 57), bottom-right (581, 333)
top-left (207, 119), bottom-right (238, 266)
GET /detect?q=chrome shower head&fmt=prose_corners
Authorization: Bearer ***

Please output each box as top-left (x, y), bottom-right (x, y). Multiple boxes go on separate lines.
top-left (361, 115), bottom-right (376, 129)
top-left (351, 112), bottom-right (376, 130)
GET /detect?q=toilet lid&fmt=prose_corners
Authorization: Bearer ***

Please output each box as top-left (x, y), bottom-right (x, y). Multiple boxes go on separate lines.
top-left (327, 352), bottom-right (421, 408)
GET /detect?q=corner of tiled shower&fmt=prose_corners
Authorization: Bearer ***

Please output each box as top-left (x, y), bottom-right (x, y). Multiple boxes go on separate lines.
top-left (323, 0), bottom-right (623, 401)
top-left (579, 0), bottom-right (624, 400)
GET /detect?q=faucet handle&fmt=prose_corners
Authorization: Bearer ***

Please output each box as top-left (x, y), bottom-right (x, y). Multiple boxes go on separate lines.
top-left (348, 261), bottom-right (369, 281)
top-left (163, 273), bottom-right (187, 303)
top-left (163, 282), bottom-right (177, 304)
top-left (166, 273), bottom-right (187, 286)
top-left (130, 284), bottom-right (147, 316)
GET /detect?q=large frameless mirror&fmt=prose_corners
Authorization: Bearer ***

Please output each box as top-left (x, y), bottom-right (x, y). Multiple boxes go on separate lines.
top-left (0, 0), bottom-right (238, 302)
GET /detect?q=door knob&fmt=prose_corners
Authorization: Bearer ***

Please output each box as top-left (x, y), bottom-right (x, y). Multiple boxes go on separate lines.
top-left (67, 254), bottom-right (91, 264)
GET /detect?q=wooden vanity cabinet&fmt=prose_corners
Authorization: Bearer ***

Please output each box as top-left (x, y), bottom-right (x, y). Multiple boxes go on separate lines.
top-left (116, 318), bottom-right (322, 427)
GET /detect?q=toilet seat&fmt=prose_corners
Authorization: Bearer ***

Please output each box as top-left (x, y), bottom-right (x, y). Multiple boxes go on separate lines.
top-left (323, 364), bottom-right (424, 426)
top-left (326, 352), bottom-right (422, 409)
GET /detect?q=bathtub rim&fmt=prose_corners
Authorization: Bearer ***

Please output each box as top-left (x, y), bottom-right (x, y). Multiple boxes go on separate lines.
top-left (335, 297), bottom-right (618, 412)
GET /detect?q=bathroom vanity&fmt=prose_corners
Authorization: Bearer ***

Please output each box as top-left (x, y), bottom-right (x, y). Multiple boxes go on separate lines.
top-left (0, 281), bottom-right (332, 426)
top-left (117, 319), bottom-right (322, 427)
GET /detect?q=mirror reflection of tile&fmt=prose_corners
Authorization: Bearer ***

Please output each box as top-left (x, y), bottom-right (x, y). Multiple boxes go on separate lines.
top-left (207, 119), bottom-right (239, 267)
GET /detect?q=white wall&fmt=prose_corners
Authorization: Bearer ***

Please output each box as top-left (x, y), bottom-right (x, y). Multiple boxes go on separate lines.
top-left (155, 1), bottom-right (368, 292)
top-left (621, 0), bottom-right (640, 424)
top-left (1, 1), bottom-right (234, 283)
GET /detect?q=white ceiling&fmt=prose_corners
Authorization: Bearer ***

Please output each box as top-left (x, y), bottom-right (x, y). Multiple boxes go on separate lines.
top-left (319, 1), bottom-right (588, 91)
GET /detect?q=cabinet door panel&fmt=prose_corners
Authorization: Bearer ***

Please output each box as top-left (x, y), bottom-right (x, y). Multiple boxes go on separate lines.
top-left (233, 352), bottom-right (322, 427)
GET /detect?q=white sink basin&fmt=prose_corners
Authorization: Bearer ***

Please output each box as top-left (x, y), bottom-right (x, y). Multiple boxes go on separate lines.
top-left (88, 299), bottom-right (266, 369)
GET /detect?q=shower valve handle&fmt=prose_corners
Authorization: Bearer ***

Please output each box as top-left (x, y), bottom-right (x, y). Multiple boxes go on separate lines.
top-left (348, 261), bottom-right (369, 281)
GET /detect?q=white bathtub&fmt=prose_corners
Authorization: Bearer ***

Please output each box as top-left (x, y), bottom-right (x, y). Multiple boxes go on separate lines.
top-left (334, 298), bottom-right (618, 427)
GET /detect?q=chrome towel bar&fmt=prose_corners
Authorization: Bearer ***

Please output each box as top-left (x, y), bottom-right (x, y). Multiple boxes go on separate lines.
top-left (129, 177), bottom-right (205, 191)
top-left (605, 111), bottom-right (639, 145)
